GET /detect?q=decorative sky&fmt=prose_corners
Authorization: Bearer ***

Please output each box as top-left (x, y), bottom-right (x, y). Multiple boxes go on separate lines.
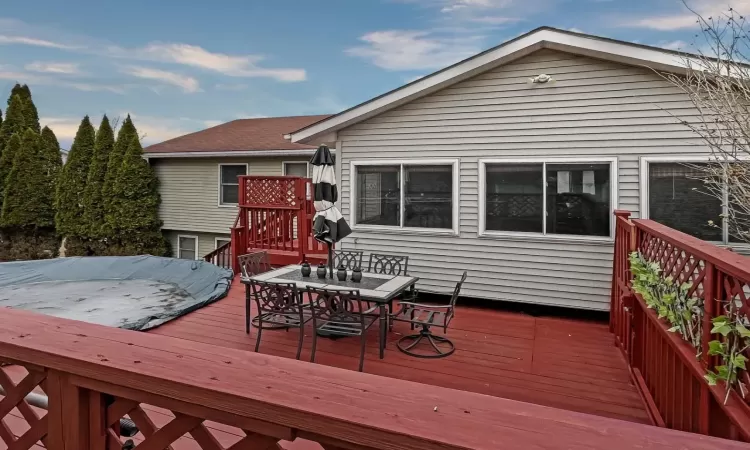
top-left (0, 0), bottom-right (737, 147)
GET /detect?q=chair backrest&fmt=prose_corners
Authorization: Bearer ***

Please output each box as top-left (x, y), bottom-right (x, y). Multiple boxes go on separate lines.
top-left (238, 251), bottom-right (270, 277)
top-left (330, 250), bottom-right (364, 270)
top-left (249, 279), bottom-right (302, 313)
top-left (306, 287), bottom-right (365, 324)
top-left (368, 253), bottom-right (409, 276)
top-left (449, 271), bottom-right (468, 307)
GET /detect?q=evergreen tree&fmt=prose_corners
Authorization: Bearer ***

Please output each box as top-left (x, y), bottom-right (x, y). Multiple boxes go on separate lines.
top-left (0, 131), bottom-right (21, 208)
top-left (1, 129), bottom-right (54, 228)
top-left (82, 115), bottom-right (114, 243)
top-left (39, 127), bottom-right (63, 196)
top-left (107, 135), bottom-right (166, 256)
top-left (55, 116), bottom-right (95, 240)
top-left (7, 84), bottom-right (23, 106)
top-left (18, 85), bottom-right (40, 133)
top-left (103, 115), bottom-right (136, 229)
top-left (0, 129), bottom-right (58, 259)
top-left (0, 94), bottom-right (26, 158)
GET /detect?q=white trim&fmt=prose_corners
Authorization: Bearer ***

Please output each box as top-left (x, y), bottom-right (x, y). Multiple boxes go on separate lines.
top-left (281, 161), bottom-right (311, 177)
top-left (290, 27), bottom-right (697, 144)
top-left (143, 149), bottom-right (332, 159)
top-left (177, 234), bottom-right (199, 260)
top-left (218, 163), bottom-right (249, 207)
top-left (349, 158), bottom-right (460, 236)
top-left (478, 156), bottom-right (618, 242)
top-left (215, 237), bottom-right (231, 249)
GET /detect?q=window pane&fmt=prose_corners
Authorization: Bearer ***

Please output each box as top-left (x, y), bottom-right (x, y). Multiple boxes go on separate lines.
top-left (216, 239), bottom-right (231, 248)
top-left (546, 163), bottom-right (611, 236)
top-left (485, 164), bottom-right (543, 232)
top-left (178, 237), bottom-right (196, 260)
top-left (649, 163), bottom-right (722, 240)
top-left (221, 165), bottom-right (246, 183)
top-left (284, 163), bottom-right (308, 177)
top-left (404, 165), bottom-right (453, 229)
top-left (356, 165), bottom-right (400, 226)
top-left (222, 185), bottom-right (239, 204)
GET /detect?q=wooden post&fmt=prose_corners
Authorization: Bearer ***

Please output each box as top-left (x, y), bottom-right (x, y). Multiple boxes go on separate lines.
top-left (46, 371), bottom-right (96, 450)
top-left (297, 178), bottom-right (310, 263)
top-left (699, 262), bottom-right (716, 436)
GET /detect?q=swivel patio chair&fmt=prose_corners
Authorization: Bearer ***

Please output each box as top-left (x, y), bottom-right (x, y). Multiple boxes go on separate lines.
top-left (306, 286), bottom-right (377, 372)
top-left (390, 271), bottom-right (467, 358)
top-left (248, 279), bottom-right (311, 360)
top-left (329, 249), bottom-right (364, 270)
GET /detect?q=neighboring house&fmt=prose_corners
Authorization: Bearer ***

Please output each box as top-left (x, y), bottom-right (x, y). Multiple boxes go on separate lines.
top-left (144, 115), bottom-right (330, 260)
top-left (287, 27), bottom-right (723, 311)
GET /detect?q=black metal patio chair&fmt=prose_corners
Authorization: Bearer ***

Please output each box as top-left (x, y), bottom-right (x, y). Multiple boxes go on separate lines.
top-left (247, 279), bottom-right (311, 360)
top-left (329, 249), bottom-right (364, 270)
top-left (238, 251), bottom-right (271, 278)
top-left (390, 271), bottom-right (467, 358)
top-left (367, 253), bottom-right (409, 276)
top-left (306, 286), bottom-right (377, 372)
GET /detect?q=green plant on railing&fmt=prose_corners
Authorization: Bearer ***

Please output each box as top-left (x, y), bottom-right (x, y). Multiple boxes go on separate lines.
top-left (705, 301), bottom-right (750, 403)
top-left (629, 252), bottom-right (703, 354)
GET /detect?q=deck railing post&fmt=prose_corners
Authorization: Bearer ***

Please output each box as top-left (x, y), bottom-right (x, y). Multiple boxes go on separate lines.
top-left (699, 261), bottom-right (716, 435)
top-left (297, 178), bottom-right (310, 263)
top-left (46, 370), bottom-right (98, 450)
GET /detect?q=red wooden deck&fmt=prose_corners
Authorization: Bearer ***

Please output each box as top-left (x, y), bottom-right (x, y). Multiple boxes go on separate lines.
top-left (149, 277), bottom-right (650, 425)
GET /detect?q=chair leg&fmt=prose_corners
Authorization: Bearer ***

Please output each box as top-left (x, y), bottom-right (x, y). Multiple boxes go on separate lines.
top-left (310, 328), bottom-right (318, 363)
top-left (254, 315), bottom-right (263, 353)
top-left (245, 297), bottom-right (250, 334)
top-left (295, 324), bottom-right (304, 360)
top-left (358, 330), bottom-right (366, 372)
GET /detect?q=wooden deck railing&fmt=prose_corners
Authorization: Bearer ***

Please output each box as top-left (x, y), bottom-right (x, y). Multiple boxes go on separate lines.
top-left (203, 241), bottom-right (232, 270)
top-left (612, 211), bottom-right (750, 441)
top-left (1, 309), bottom-right (746, 450)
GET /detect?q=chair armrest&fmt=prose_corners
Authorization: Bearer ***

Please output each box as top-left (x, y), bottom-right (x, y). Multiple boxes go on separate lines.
top-left (398, 302), bottom-right (452, 309)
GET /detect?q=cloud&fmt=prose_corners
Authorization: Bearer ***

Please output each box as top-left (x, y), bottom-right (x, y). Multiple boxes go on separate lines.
top-left (0, 18), bottom-right (307, 83)
top-left (131, 43), bottom-right (307, 82)
top-left (622, 0), bottom-right (750, 31)
top-left (0, 35), bottom-right (78, 49)
top-left (121, 66), bottom-right (201, 93)
top-left (346, 30), bottom-right (480, 71)
top-left (25, 61), bottom-right (81, 75)
top-left (468, 15), bottom-right (518, 25)
top-left (0, 69), bottom-right (126, 94)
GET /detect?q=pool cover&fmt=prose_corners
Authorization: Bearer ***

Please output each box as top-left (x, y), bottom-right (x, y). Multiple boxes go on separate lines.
top-left (0, 255), bottom-right (233, 331)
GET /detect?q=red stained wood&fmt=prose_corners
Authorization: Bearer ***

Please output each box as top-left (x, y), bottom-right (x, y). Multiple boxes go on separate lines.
top-left (0, 307), bottom-right (746, 449)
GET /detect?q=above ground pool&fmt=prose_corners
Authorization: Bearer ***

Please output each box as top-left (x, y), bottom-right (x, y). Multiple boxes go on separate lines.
top-left (0, 255), bottom-right (233, 330)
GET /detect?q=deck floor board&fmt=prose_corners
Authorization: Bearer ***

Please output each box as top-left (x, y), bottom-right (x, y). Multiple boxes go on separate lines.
top-left (151, 277), bottom-right (650, 425)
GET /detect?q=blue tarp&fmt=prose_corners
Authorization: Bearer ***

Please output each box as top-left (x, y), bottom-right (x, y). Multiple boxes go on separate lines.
top-left (0, 255), bottom-right (233, 330)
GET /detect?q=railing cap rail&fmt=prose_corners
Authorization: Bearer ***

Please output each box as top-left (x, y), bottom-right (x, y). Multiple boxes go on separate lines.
top-left (633, 218), bottom-right (750, 281)
top-left (0, 308), bottom-right (743, 449)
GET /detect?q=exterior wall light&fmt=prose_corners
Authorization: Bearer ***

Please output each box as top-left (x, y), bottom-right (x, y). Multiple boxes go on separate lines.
top-left (528, 74), bottom-right (556, 84)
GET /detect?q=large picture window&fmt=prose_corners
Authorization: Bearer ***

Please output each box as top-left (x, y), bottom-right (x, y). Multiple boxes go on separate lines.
top-left (644, 160), bottom-right (728, 242)
top-left (480, 159), bottom-right (616, 239)
top-left (219, 164), bottom-right (247, 206)
top-left (352, 160), bottom-right (458, 232)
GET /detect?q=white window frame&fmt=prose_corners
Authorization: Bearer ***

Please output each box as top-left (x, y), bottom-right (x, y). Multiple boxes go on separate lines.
top-left (639, 155), bottom-right (731, 243)
top-left (215, 237), bottom-right (231, 249)
top-left (349, 159), bottom-right (460, 236)
top-left (177, 234), bottom-right (199, 260)
top-left (478, 157), bottom-right (619, 242)
top-left (217, 163), bottom-right (249, 207)
top-left (282, 161), bottom-right (310, 177)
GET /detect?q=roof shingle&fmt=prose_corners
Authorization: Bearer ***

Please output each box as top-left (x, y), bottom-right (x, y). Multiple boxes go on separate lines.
top-left (144, 115), bottom-right (332, 154)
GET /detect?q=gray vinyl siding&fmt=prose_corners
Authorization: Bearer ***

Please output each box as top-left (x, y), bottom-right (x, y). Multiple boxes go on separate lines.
top-left (336, 49), bottom-right (708, 311)
top-left (154, 156), bottom-right (309, 235)
top-left (163, 230), bottom-right (231, 260)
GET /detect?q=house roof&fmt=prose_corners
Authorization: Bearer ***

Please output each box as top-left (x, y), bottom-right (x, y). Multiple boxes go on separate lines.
top-left (144, 115), bottom-right (332, 158)
top-left (289, 26), bottom-right (702, 144)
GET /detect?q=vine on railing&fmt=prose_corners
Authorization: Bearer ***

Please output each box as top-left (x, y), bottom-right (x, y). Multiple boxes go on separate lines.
top-left (629, 252), bottom-right (704, 354)
top-left (706, 305), bottom-right (750, 403)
